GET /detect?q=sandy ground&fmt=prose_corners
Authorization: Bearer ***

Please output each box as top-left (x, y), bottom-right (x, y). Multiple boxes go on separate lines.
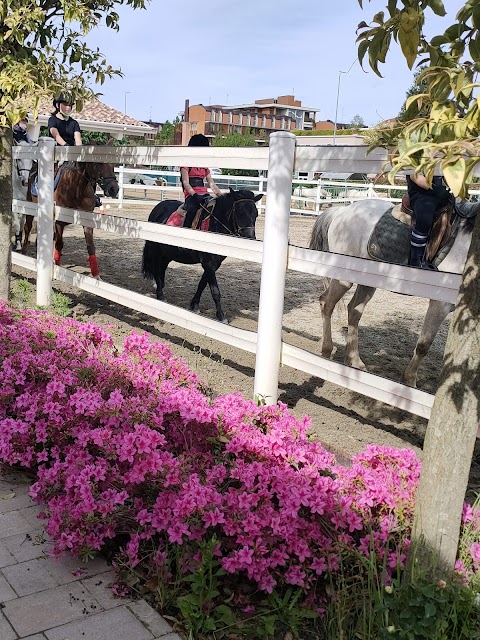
top-left (12, 200), bottom-right (479, 493)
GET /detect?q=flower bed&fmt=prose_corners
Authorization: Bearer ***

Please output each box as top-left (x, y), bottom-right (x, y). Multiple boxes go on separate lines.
top-left (0, 304), bottom-right (478, 638)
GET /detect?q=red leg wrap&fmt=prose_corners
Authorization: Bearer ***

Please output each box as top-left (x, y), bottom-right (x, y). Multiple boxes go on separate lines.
top-left (88, 255), bottom-right (100, 277)
top-left (54, 249), bottom-right (62, 265)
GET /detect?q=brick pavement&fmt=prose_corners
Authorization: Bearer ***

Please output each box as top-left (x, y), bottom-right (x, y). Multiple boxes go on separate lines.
top-left (0, 478), bottom-right (182, 640)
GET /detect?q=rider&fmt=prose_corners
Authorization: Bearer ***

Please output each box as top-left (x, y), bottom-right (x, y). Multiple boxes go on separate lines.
top-left (406, 172), bottom-right (451, 269)
top-left (48, 92), bottom-right (101, 207)
top-left (170, 134), bottom-right (222, 228)
top-left (48, 92), bottom-right (82, 147)
top-left (13, 117), bottom-right (33, 144)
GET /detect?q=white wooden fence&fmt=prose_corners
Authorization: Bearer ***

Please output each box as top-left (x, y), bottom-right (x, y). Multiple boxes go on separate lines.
top-left (11, 135), bottom-right (466, 421)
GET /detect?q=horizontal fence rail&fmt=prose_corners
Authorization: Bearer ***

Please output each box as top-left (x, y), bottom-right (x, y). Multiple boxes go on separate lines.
top-left (11, 135), bottom-right (473, 423)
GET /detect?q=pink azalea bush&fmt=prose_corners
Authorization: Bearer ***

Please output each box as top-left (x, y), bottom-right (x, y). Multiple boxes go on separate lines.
top-left (0, 303), bottom-right (479, 616)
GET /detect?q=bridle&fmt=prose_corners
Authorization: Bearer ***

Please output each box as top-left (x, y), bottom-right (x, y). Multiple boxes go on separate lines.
top-left (203, 197), bottom-right (258, 236)
top-left (67, 162), bottom-right (117, 193)
top-left (13, 142), bottom-right (31, 185)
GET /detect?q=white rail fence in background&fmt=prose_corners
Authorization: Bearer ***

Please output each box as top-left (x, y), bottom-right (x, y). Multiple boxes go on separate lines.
top-left (11, 136), bottom-right (469, 421)
top-left (113, 165), bottom-right (480, 215)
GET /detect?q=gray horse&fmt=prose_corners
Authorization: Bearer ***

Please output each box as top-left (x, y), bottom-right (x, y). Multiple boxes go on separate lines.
top-left (309, 198), bottom-right (477, 387)
top-left (12, 140), bottom-right (33, 251)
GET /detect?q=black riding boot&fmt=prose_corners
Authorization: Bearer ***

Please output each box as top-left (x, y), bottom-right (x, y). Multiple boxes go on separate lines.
top-left (409, 244), bottom-right (438, 270)
top-left (408, 244), bottom-right (425, 267)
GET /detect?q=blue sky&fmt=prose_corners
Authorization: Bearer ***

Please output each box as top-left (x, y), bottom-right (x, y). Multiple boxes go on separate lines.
top-left (86, 0), bottom-right (465, 126)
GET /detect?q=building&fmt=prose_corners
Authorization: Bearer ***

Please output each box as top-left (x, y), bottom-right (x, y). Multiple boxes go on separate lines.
top-left (25, 97), bottom-right (156, 141)
top-left (180, 95), bottom-right (320, 144)
top-left (315, 119), bottom-right (351, 131)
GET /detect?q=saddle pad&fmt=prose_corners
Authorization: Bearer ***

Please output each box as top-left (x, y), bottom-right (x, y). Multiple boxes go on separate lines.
top-left (30, 168), bottom-right (63, 198)
top-left (367, 206), bottom-right (412, 265)
top-left (165, 209), bottom-right (210, 231)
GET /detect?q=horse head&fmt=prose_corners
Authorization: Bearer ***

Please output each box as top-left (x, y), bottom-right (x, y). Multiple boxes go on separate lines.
top-left (13, 140), bottom-right (33, 188)
top-left (87, 162), bottom-right (120, 199)
top-left (223, 187), bottom-right (262, 239)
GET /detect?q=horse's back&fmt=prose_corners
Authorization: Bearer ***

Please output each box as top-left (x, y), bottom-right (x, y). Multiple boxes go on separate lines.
top-left (148, 200), bottom-right (182, 224)
top-left (311, 199), bottom-right (393, 259)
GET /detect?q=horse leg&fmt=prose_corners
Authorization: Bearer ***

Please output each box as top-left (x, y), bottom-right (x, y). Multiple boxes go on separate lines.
top-left (192, 259), bottom-right (226, 322)
top-left (21, 215), bottom-right (33, 255)
top-left (15, 215), bottom-right (24, 251)
top-left (345, 284), bottom-right (376, 369)
top-left (190, 272), bottom-right (209, 315)
top-left (83, 227), bottom-right (100, 278)
top-left (154, 256), bottom-right (170, 301)
top-left (402, 299), bottom-right (453, 387)
top-left (319, 279), bottom-right (353, 359)
top-left (54, 222), bottom-right (65, 265)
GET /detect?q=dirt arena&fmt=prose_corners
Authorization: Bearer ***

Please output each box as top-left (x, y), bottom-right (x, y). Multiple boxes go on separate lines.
top-left (12, 199), bottom-right (479, 492)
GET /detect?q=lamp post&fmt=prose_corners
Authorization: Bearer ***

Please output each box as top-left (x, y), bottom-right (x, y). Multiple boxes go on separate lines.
top-left (333, 59), bottom-right (357, 145)
top-left (124, 91), bottom-right (131, 115)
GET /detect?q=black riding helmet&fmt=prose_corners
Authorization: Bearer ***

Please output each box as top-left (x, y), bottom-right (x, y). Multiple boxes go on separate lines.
top-left (53, 92), bottom-right (74, 109)
top-left (188, 134), bottom-right (210, 147)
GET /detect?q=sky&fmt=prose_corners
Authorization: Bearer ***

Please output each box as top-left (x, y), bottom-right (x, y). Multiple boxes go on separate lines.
top-left (86, 0), bottom-right (465, 127)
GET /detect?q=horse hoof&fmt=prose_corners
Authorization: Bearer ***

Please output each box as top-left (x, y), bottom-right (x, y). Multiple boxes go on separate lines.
top-left (93, 275), bottom-right (102, 281)
top-left (221, 318), bottom-right (229, 325)
top-left (152, 282), bottom-right (157, 290)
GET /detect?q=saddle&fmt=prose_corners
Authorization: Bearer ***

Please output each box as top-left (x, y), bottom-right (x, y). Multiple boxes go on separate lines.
top-left (29, 164), bottom-right (63, 198)
top-left (367, 195), bottom-right (457, 267)
top-left (165, 198), bottom-right (215, 231)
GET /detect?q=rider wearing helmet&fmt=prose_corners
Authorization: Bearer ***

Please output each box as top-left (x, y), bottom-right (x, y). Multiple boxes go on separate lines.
top-left (48, 92), bottom-right (82, 147)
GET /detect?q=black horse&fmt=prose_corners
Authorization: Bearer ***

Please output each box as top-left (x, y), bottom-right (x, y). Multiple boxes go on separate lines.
top-left (142, 188), bottom-right (262, 323)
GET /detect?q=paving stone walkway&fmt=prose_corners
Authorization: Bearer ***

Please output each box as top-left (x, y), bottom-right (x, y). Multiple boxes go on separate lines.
top-left (0, 477), bottom-right (182, 640)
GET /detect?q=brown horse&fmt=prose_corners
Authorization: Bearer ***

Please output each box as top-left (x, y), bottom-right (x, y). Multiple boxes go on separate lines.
top-left (23, 161), bottom-right (119, 277)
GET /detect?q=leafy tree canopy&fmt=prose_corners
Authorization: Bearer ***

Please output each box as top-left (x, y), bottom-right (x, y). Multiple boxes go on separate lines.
top-left (0, 0), bottom-right (147, 126)
top-left (350, 114), bottom-right (366, 127)
top-left (213, 132), bottom-right (260, 177)
top-left (357, 0), bottom-right (480, 195)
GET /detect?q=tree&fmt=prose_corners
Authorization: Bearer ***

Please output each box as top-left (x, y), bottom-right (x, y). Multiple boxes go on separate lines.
top-left (155, 117), bottom-right (180, 146)
top-left (0, 0), bottom-right (147, 302)
top-left (350, 114), bottom-right (366, 128)
top-left (357, 0), bottom-right (480, 579)
top-left (213, 132), bottom-right (260, 177)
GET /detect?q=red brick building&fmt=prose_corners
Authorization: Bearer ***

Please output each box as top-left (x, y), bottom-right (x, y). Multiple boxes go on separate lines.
top-left (179, 95), bottom-right (319, 144)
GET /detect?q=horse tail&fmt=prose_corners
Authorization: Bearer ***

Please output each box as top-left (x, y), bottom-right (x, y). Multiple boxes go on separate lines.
top-left (309, 208), bottom-right (334, 252)
top-left (142, 241), bottom-right (157, 280)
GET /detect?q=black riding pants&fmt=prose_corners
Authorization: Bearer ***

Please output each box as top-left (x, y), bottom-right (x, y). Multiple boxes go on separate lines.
top-left (184, 194), bottom-right (210, 229)
top-left (407, 176), bottom-right (450, 235)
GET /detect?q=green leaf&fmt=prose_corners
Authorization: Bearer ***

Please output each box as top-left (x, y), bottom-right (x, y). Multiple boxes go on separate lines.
top-left (399, 26), bottom-right (419, 68)
top-left (442, 157), bottom-right (467, 195)
top-left (469, 34), bottom-right (480, 63)
top-left (429, 0), bottom-right (446, 17)
top-left (358, 39), bottom-right (370, 67)
top-left (430, 34), bottom-right (450, 46)
top-left (473, 3), bottom-right (480, 30)
top-left (387, 0), bottom-right (398, 17)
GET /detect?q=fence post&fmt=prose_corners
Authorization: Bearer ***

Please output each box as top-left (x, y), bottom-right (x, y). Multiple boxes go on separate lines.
top-left (315, 178), bottom-right (322, 214)
top-left (117, 165), bottom-right (124, 208)
top-left (253, 131), bottom-right (296, 404)
top-left (367, 182), bottom-right (375, 198)
top-left (36, 137), bottom-right (56, 307)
